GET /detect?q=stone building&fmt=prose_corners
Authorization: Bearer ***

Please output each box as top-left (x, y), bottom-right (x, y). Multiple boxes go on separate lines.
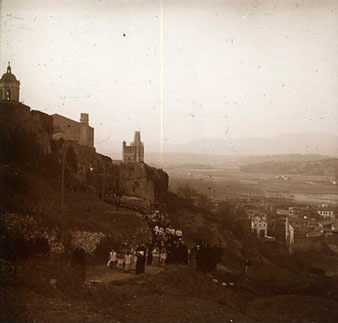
top-left (0, 62), bottom-right (20, 101)
top-left (122, 131), bottom-right (144, 163)
top-left (51, 113), bottom-right (94, 148)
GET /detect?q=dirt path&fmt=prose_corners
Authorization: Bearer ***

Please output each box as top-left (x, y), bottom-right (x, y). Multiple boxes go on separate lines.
top-left (86, 264), bottom-right (165, 283)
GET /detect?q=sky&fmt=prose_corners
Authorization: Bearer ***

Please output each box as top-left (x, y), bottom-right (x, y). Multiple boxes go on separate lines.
top-left (1, 0), bottom-right (337, 156)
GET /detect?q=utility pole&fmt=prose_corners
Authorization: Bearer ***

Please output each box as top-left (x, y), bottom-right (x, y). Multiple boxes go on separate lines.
top-left (53, 133), bottom-right (67, 213)
top-left (61, 142), bottom-right (66, 211)
top-left (101, 166), bottom-right (106, 201)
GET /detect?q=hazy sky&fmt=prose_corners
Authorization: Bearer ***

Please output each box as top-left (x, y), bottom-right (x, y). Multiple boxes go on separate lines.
top-left (1, 0), bottom-right (337, 156)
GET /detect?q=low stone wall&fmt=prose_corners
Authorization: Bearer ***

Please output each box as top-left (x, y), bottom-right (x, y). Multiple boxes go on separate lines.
top-left (0, 213), bottom-right (112, 257)
top-left (70, 230), bottom-right (106, 254)
top-left (0, 212), bottom-right (64, 255)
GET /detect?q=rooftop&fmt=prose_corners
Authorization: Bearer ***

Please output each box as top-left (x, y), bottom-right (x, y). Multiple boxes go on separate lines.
top-left (0, 62), bottom-right (19, 83)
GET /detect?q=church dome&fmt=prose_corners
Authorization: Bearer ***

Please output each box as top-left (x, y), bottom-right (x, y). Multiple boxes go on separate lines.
top-left (0, 63), bottom-right (19, 83)
top-left (0, 62), bottom-right (20, 101)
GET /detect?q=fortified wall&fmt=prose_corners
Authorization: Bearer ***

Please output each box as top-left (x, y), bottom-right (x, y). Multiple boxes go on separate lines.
top-left (0, 101), bottom-right (168, 206)
top-left (0, 101), bottom-right (52, 163)
top-left (51, 113), bottom-right (94, 148)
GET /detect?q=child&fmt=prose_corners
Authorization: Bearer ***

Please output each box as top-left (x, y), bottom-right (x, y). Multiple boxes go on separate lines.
top-left (159, 247), bottom-right (167, 266)
top-left (116, 252), bottom-right (125, 270)
top-left (124, 251), bottom-right (133, 272)
top-left (152, 246), bottom-right (160, 266)
top-left (107, 249), bottom-right (117, 269)
top-left (131, 249), bottom-right (137, 271)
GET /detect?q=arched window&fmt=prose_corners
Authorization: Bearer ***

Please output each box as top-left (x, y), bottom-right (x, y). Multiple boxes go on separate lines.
top-left (6, 88), bottom-right (11, 100)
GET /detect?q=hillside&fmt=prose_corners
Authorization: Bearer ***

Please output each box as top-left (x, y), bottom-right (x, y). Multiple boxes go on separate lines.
top-left (3, 194), bottom-right (338, 322)
top-left (2, 101), bottom-right (338, 322)
top-left (240, 158), bottom-right (338, 177)
top-left (0, 100), bottom-right (167, 256)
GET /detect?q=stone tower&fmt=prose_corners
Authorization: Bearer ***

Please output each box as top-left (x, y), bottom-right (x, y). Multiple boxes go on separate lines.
top-left (133, 131), bottom-right (144, 162)
top-left (79, 113), bottom-right (93, 146)
top-left (122, 131), bottom-right (144, 163)
top-left (0, 62), bottom-right (20, 101)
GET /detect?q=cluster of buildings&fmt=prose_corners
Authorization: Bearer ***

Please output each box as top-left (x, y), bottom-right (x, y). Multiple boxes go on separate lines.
top-left (0, 63), bottom-right (144, 164)
top-left (250, 203), bottom-right (337, 253)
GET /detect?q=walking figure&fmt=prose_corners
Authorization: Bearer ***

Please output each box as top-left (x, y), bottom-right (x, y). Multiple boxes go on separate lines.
top-left (245, 258), bottom-right (252, 280)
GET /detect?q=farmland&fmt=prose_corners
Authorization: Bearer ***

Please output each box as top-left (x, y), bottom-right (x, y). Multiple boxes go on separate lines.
top-left (166, 166), bottom-right (337, 204)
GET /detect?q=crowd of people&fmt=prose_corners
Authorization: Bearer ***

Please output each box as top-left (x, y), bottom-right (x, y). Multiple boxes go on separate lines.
top-left (107, 245), bottom-right (147, 274)
top-left (106, 210), bottom-right (222, 275)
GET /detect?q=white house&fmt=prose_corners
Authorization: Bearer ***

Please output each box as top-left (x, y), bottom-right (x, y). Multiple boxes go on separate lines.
top-left (317, 204), bottom-right (335, 220)
top-left (251, 216), bottom-right (267, 238)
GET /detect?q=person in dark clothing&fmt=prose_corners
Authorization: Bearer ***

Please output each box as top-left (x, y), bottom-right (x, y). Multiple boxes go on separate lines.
top-left (166, 243), bottom-right (173, 264)
top-left (195, 242), bottom-right (219, 273)
top-left (200, 244), bottom-right (209, 273)
top-left (190, 244), bottom-right (197, 268)
top-left (146, 242), bottom-right (153, 265)
top-left (196, 244), bottom-right (203, 271)
top-left (216, 244), bottom-right (223, 263)
top-left (181, 241), bottom-right (189, 265)
top-left (71, 247), bottom-right (86, 283)
top-left (208, 245), bottom-right (218, 272)
top-left (180, 241), bottom-right (189, 265)
top-left (245, 258), bottom-right (252, 279)
top-left (135, 245), bottom-right (146, 274)
top-left (172, 241), bottom-right (180, 265)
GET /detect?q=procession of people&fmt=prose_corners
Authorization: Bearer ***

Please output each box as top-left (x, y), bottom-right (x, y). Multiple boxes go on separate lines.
top-left (105, 209), bottom-right (222, 275)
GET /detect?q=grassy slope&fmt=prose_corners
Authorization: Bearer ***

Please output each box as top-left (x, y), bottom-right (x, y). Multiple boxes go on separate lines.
top-left (0, 163), bottom-right (149, 242)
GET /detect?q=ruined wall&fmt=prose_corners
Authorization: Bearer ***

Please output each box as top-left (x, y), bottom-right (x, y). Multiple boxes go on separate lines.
top-left (71, 147), bottom-right (168, 206)
top-left (119, 163), bottom-right (168, 205)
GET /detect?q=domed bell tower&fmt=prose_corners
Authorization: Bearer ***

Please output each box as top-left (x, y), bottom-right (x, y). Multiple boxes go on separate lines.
top-left (0, 62), bottom-right (20, 101)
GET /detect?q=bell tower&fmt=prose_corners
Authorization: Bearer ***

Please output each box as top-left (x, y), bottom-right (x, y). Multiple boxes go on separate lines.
top-left (0, 62), bottom-right (20, 101)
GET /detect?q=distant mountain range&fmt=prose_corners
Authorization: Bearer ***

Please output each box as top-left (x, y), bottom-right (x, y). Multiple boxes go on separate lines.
top-left (146, 132), bottom-right (338, 156)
